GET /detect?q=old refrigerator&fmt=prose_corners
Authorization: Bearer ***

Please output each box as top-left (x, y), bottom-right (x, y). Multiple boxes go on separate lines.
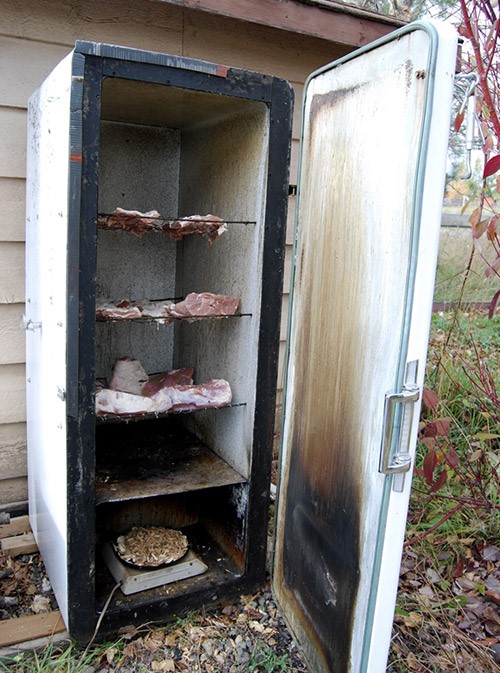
top-left (25, 20), bottom-right (457, 673)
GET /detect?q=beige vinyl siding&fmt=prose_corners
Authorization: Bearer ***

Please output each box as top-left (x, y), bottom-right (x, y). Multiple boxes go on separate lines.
top-left (0, 0), bottom-right (356, 504)
top-left (0, 178), bottom-right (26, 242)
top-left (0, 304), bottom-right (25, 365)
top-left (0, 424), bottom-right (27, 479)
top-left (0, 364), bottom-right (26, 425)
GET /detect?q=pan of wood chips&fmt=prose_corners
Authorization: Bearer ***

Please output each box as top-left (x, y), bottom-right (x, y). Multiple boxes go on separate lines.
top-left (114, 526), bottom-right (189, 567)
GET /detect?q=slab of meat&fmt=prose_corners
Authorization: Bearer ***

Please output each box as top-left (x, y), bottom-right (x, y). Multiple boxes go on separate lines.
top-left (96, 300), bottom-right (142, 320)
top-left (142, 367), bottom-right (194, 397)
top-left (168, 293), bottom-right (239, 319)
top-left (109, 357), bottom-right (149, 395)
top-left (166, 215), bottom-right (227, 243)
top-left (139, 300), bottom-right (174, 320)
top-left (98, 208), bottom-right (161, 237)
top-left (151, 379), bottom-right (232, 413)
top-left (96, 388), bottom-right (156, 416)
top-left (98, 209), bottom-right (227, 243)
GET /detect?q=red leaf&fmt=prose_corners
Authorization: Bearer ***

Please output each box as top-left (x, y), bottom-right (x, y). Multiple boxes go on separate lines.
top-left (489, 289), bottom-right (500, 319)
top-left (454, 110), bottom-right (465, 132)
top-left (421, 436), bottom-right (437, 450)
top-left (452, 558), bottom-right (465, 578)
top-left (472, 218), bottom-right (490, 239)
top-left (423, 450), bottom-right (437, 485)
top-left (430, 469), bottom-right (447, 493)
top-left (470, 206), bottom-right (481, 227)
top-left (484, 154), bottom-right (500, 178)
top-left (486, 217), bottom-right (499, 242)
top-left (425, 417), bottom-right (451, 437)
top-left (445, 447), bottom-right (460, 468)
top-left (422, 388), bottom-right (439, 412)
top-left (435, 417), bottom-right (452, 436)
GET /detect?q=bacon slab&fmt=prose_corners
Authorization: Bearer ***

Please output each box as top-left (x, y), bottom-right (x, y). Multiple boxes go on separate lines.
top-left (98, 208), bottom-right (161, 237)
top-left (142, 367), bottom-right (194, 397)
top-left (168, 293), bottom-right (239, 319)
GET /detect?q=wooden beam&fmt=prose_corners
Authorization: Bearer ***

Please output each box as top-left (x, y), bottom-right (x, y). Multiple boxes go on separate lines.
top-left (0, 514), bottom-right (29, 539)
top-left (0, 532), bottom-right (37, 556)
top-left (0, 611), bottom-right (66, 648)
top-left (156, 0), bottom-right (403, 48)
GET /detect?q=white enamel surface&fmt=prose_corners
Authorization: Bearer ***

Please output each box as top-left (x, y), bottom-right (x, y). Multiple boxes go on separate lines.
top-left (366, 21), bottom-right (457, 673)
top-left (26, 51), bottom-right (74, 627)
top-left (274, 22), bottom-right (456, 673)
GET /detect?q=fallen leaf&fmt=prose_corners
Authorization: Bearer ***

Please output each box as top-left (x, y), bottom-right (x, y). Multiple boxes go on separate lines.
top-left (31, 594), bottom-right (51, 614)
top-left (106, 647), bottom-right (118, 665)
top-left (426, 568), bottom-right (442, 584)
top-left (152, 660), bottom-right (176, 672)
top-left (418, 585), bottom-right (435, 599)
top-left (118, 624), bottom-right (140, 640)
top-left (402, 611), bottom-right (423, 628)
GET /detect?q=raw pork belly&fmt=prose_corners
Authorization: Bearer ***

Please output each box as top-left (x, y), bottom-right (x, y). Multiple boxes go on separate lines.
top-left (142, 367), bottom-right (194, 397)
top-left (167, 215), bottom-right (227, 242)
top-left (169, 293), bottom-right (239, 319)
top-left (96, 359), bottom-right (231, 417)
top-left (98, 209), bottom-right (227, 242)
top-left (96, 389), bottom-right (156, 415)
top-left (139, 300), bottom-right (174, 320)
top-left (151, 379), bottom-right (232, 413)
top-left (96, 294), bottom-right (238, 321)
top-left (96, 300), bottom-right (142, 320)
top-left (97, 208), bottom-right (161, 237)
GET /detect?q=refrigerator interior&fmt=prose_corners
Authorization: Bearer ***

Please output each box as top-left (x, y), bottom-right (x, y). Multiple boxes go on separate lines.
top-left (94, 77), bottom-right (271, 605)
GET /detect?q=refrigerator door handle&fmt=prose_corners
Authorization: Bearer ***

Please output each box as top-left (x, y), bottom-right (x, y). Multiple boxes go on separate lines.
top-left (379, 384), bottom-right (420, 476)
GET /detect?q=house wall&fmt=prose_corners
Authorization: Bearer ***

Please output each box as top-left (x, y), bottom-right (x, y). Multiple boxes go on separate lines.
top-left (0, 0), bottom-right (395, 506)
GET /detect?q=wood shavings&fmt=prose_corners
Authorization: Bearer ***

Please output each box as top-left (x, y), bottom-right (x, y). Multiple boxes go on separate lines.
top-left (114, 527), bottom-right (188, 567)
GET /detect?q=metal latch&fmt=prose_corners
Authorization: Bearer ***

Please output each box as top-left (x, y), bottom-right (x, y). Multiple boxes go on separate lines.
top-left (22, 315), bottom-right (42, 331)
top-left (379, 384), bottom-right (420, 477)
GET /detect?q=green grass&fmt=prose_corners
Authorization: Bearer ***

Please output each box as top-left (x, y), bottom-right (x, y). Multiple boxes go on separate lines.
top-left (433, 227), bottom-right (498, 303)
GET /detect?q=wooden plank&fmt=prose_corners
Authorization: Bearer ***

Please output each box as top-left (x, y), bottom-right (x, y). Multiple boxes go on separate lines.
top-left (0, 515), bottom-right (30, 539)
top-left (0, 610), bottom-right (65, 648)
top-left (95, 422), bottom-right (246, 505)
top-left (0, 0), bottom-right (183, 52)
top-left (0, 37), bottom-right (70, 110)
top-left (0, 242), bottom-right (24, 304)
top-left (0, 364), bottom-right (26, 424)
top-left (0, 531), bottom-right (37, 556)
top-left (0, 178), bottom-right (26, 242)
top-left (0, 108), bottom-right (26, 179)
top-left (0, 304), bottom-right (25, 365)
top-left (0, 477), bottom-right (27, 509)
top-left (165, 0), bottom-right (401, 47)
top-left (0, 424), bottom-right (27, 480)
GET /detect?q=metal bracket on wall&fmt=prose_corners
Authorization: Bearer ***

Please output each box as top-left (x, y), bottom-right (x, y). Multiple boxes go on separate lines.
top-left (22, 315), bottom-right (42, 331)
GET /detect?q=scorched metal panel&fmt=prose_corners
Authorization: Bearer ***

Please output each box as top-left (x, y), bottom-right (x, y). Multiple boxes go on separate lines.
top-left (273, 20), bottom-right (456, 673)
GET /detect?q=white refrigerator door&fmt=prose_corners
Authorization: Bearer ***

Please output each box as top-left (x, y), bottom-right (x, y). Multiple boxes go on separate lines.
top-left (26, 49), bottom-right (84, 627)
top-left (274, 21), bottom-right (456, 673)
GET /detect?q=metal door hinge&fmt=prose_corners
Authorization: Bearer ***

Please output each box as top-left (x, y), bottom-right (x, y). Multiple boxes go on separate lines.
top-left (22, 315), bottom-right (42, 331)
top-left (379, 383), bottom-right (420, 477)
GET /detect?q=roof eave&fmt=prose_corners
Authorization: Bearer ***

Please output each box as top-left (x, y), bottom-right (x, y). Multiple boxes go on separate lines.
top-left (154, 0), bottom-right (405, 48)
